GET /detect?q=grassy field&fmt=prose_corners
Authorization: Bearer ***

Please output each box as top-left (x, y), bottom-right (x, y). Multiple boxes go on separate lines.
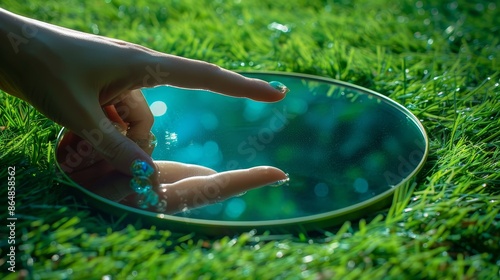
top-left (1, 0), bottom-right (499, 279)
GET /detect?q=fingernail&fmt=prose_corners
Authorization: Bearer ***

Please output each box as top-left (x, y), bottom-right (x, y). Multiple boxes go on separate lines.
top-left (136, 194), bottom-right (149, 209)
top-left (269, 174), bottom-right (290, 187)
top-left (130, 159), bottom-right (155, 177)
top-left (269, 81), bottom-right (290, 94)
top-left (130, 176), bottom-right (153, 194)
top-left (146, 191), bottom-right (159, 205)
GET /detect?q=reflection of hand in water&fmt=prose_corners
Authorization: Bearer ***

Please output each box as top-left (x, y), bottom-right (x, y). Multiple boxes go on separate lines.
top-left (57, 105), bottom-right (289, 214)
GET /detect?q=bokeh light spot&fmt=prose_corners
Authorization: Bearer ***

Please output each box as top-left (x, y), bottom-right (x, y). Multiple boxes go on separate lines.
top-left (354, 178), bottom-right (369, 193)
top-left (314, 182), bottom-right (329, 197)
top-left (150, 101), bottom-right (167, 117)
top-left (225, 198), bottom-right (246, 218)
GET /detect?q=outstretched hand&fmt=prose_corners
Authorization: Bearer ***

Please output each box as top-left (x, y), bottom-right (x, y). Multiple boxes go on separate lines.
top-left (0, 8), bottom-right (289, 193)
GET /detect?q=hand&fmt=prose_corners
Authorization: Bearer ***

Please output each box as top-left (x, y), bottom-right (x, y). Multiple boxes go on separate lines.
top-left (57, 111), bottom-right (289, 214)
top-left (0, 8), bottom-right (289, 187)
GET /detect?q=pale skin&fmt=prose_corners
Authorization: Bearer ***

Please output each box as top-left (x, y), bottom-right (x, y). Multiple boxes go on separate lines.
top-left (0, 8), bottom-right (288, 210)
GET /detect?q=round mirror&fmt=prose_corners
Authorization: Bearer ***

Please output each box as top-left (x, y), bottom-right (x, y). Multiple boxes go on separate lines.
top-left (55, 72), bottom-right (428, 235)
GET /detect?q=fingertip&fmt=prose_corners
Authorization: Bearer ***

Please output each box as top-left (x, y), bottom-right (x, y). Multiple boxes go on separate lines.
top-left (248, 166), bottom-right (288, 181)
top-left (268, 81), bottom-right (290, 95)
top-left (247, 79), bottom-right (287, 102)
top-left (95, 128), bottom-right (158, 182)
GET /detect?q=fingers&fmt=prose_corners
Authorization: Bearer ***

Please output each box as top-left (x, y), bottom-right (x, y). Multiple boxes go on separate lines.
top-left (57, 131), bottom-right (97, 173)
top-left (74, 102), bottom-right (159, 185)
top-left (134, 52), bottom-right (287, 102)
top-left (155, 161), bottom-right (216, 183)
top-left (159, 166), bottom-right (288, 213)
top-left (112, 89), bottom-right (155, 154)
top-left (113, 89), bottom-right (153, 140)
top-left (102, 105), bottom-right (128, 132)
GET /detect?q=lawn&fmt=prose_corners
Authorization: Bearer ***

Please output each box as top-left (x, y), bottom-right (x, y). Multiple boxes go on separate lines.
top-left (1, 0), bottom-right (499, 279)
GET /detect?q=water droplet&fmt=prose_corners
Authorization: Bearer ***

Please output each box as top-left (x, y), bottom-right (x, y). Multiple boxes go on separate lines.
top-left (90, 24), bottom-right (99, 35)
top-left (130, 176), bottom-right (152, 194)
top-left (448, 2), bottom-right (458, 10)
top-left (303, 255), bottom-right (314, 263)
top-left (269, 174), bottom-right (290, 187)
top-left (406, 104), bottom-right (417, 110)
top-left (164, 131), bottom-right (178, 149)
top-left (347, 260), bottom-right (356, 269)
top-left (51, 254), bottom-right (60, 262)
top-left (235, 191), bottom-right (247, 197)
top-left (268, 22), bottom-right (289, 33)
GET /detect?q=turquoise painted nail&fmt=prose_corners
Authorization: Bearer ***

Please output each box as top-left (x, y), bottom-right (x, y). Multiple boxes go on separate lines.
top-left (130, 159), bottom-right (155, 177)
top-left (144, 191), bottom-right (159, 206)
top-left (269, 81), bottom-right (289, 94)
top-left (135, 189), bottom-right (160, 209)
top-left (136, 194), bottom-right (149, 209)
top-left (130, 176), bottom-right (152, 194)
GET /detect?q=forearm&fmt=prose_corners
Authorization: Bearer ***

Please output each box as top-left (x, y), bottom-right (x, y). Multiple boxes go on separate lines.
top-left (0, 8), bottom-right (34, 99)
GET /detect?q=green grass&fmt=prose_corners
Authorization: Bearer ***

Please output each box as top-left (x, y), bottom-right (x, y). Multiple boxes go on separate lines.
top-left (1, 0), bottom-right (499, 278)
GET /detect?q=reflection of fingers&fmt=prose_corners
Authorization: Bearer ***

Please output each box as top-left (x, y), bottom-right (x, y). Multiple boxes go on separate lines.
top-left (159, 166), bottom-right (287, 213)
top-left (155, 161), bottom-right (216, 183)
top-left (75, 160), bottom-right (216, 204)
